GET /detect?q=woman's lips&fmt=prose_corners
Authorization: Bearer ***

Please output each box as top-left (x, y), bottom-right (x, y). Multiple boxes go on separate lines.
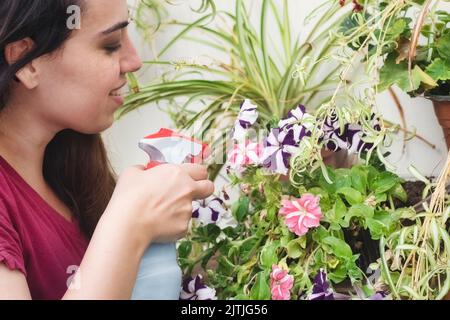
top-left (109, 93), bottom-right (124, 105)
top-left (109, 83), bottom-right (127, 105)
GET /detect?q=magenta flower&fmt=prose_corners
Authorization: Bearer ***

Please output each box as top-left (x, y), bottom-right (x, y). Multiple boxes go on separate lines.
top-left (270, 264), bottom-right (294, 300)
top-left (279, 194), bottom-right (322, 236)
top-left (228, 140), bottom-right (263, 169)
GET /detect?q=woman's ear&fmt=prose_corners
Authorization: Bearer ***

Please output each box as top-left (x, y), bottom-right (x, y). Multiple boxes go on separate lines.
top-left (4, 38), bottom-right (39, 89)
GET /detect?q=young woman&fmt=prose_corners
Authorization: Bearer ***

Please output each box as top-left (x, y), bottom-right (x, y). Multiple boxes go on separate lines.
top-left (0, 0), bottom-right (214, 299)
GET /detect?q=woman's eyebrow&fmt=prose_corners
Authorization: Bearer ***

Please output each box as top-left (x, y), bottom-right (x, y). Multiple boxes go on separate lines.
top-left (100, 20), bottom-right (129, 35)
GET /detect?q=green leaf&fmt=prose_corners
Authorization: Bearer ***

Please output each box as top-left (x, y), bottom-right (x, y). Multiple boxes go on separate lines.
top-left (286, 238), bottom-right (305, 259)
top-left (425, 58), bottom-right (450, 82)
top-left (329, 196), bottom-right (347, 222)
top-left (366, 218), bottom-right (387, 240)
top-left (386, 18), bottom-right (407, 39)
top-left (327, 263), bottom-right (349, 283)
top-left (342, 204), bottom-right (374, 228)
top-left (312, 225), bottom-right (330, 243)
top-left (337, 187), bottom-right (363, 205)
top-left (436, 32), bottom-right (450, 61)
top-left (375, 193), bottom-right (387, 204)
top-left (371, 171), bottom-right (399, 194)
top-left (436, 10), bottom-right (450, 24)
top-left (237, 256), bottom-right (257, 285)
top-left (217, 256), bottom-right (236, 275)
top-left (350, 166), bottom-right (368, 194)
top-left (396, 207), bottom-right (416, 220)
top-left (250, 271), bottom-right (271, 300)
top-left (260, 241), bottom-right (279, 268)
top-left (414, 65), bottom-right (438, 88)
top-left (322, 236), bottom-right (353, 260)
top-left (178, 241), bottom-right (192, 259)
top-left (390, 183), bottom-right (407, 203)
top-left (378, 54), bottom-right (437, 92)
top-left (233, 196), bottom-right (250, 222)
top-left (349, 204), bottom-right (374, 219)
top-left (240, 236), bottom-right (260, 261)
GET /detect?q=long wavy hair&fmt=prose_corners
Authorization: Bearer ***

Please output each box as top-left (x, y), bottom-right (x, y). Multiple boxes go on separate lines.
top-left (0, 0), bottom-right (116, 238)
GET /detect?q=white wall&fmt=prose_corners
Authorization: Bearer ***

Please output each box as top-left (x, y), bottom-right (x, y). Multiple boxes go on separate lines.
top-left (103, 0), bottom-right (449, 179)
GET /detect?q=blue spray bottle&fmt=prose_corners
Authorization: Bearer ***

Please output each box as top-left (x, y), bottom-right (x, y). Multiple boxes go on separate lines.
top-left (131, 128), bottom-right (208, 300)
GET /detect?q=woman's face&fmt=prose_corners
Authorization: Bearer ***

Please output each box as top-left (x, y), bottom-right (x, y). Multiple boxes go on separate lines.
top-left (25, 0), bottom-right (142, 134)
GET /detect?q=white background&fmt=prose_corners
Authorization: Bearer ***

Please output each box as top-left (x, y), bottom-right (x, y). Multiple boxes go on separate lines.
top-left (103, 0), bottom-right (450, 180)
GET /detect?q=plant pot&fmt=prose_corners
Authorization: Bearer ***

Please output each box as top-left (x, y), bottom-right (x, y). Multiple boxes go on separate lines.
top-left (429, 96), bottom-right (450, 150)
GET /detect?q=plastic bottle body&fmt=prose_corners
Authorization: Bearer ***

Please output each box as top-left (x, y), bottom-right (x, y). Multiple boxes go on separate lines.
top-left (131, 243), bottom-right (182, 300)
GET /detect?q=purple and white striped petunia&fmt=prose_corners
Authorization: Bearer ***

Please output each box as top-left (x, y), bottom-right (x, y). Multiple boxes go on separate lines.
top-left (346, 116), bottom-right (381, 154)
top-left (261, 128), bottom-right (299, 175)
top-left (278, 105), bottom-right (313, 143)
top-left (180, 275), bottom-right (217, 300)
top-left (321, 112), bottom-right (381, 154)
top-left (192, 197), bottom-right (228, 225)
top-left (232, 99), bottom-right (259, 141)
top-left (308, 269), bottom-right (334, 300)
top-left (321, 111), bottom-right (350, 152)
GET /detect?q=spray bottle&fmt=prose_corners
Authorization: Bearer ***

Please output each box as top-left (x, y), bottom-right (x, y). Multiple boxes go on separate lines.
top-left (131, 128), bottom-right (208, 300)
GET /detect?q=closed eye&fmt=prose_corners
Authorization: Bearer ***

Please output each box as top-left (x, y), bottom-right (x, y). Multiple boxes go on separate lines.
top-left (104, 44), bottom-right (122, 53)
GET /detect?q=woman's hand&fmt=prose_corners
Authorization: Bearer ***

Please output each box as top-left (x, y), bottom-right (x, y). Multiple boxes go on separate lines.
top-left (61, 163), bottom-right (214, 300)
top-left (103, 163), bottom-right (214, 250)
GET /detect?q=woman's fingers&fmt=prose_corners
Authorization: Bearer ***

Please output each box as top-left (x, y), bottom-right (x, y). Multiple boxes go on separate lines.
top-left (180, 163), bottom-right (209, 181)
top-left (192, 180), bottom-right (215, 200)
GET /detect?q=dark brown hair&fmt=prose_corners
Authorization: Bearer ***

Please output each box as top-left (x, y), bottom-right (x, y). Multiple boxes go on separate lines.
top-left (0, 0), bottom-right (116, 238)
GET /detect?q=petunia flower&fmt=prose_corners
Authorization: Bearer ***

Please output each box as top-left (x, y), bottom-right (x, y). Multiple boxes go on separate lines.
top-left (321, 112), bottom-right (381, 154)
top-left (309, 269), bottom-right (334, 300)
top-left (321, 111), bottom-right (350, 152)
top-left (192, 196), bottom-right (237, 229)
top-left (261, 128), bottom-right (299, 175)
top-left (216, 209), bottom-right (238, 230)
top-left (192, 197), bottom-right (228, 225)
top-left (228, 140), bottom-right (263, 169)
top-left (279, 194), bottom-right (322, 236)
top-left (180, 275), bottom-right (217, 300)
top-left (346, 116), bottom-right (381, 154)
top-left (270, 264), bottom-right (294, 300)
top-left (369, 291), bottom-right (387, 300)
top-left (232, 99), bottom-right (259, 141)
top-left (278, 105), bottom-right (313, 143)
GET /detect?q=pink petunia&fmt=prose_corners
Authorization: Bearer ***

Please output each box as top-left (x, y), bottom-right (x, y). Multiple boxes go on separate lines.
top-left (270, 264), bottom-right (294, 300)
top-left (279, 194), bottom-right (322, 236)
top-left (228, 140), bottom-right (263, 169)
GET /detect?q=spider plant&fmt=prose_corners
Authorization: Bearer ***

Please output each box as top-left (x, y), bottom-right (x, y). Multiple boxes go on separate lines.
top-left (129, 0), bottom-right (216, 41)
top-left (380, 151), bottom-right (450, 300)
top-left (118, 0), bottom-right (360, 177)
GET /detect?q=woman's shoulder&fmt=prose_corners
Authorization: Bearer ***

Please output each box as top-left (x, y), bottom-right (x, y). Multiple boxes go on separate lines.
top-left (0, 157), bottom-right (26, 223)
top-left (0, 161), bottom-right (17, 201)
top-left (0, 155), bottom-right (32, 200)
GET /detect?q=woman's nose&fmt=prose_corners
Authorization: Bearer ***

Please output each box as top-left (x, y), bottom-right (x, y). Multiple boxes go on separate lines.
top-left (121, 40), bottom-right (143, 74)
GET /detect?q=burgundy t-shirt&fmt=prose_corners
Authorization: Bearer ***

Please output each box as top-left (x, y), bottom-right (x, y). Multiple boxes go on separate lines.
top-left (0, 155), bottom-right (89, 300)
